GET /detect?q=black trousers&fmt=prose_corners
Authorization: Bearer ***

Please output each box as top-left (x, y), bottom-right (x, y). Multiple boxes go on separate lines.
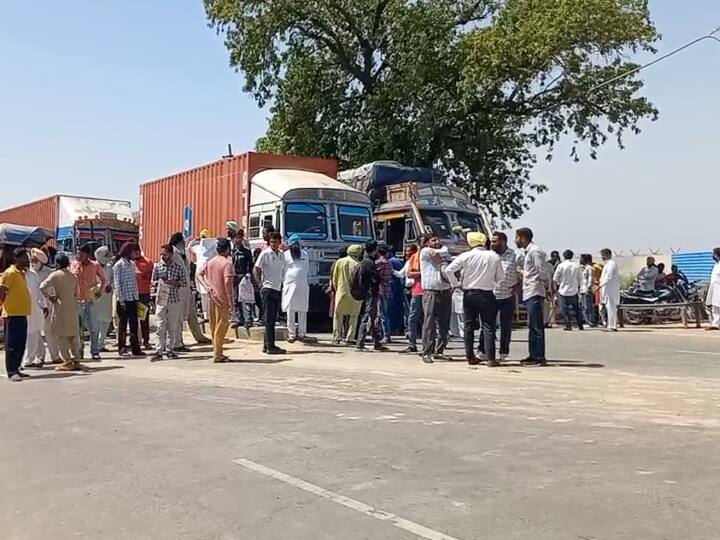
top-left (4, 316), bottom-right (27, 376)
top-left (463, 290), bottom-right (497, 361)
top-left (262, 288), bottom-right (281, 349)
top-left (356, 291), bottom-right (381, 349)
top-left (559, 294), bottom-right (584, 330)
top-left (117, 300), bottom-right (141, 354)
top-left (139, 293), bottom-right (152, 345)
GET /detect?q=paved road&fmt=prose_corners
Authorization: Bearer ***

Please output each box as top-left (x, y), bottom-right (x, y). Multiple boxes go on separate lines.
top-left (2, 327), bottom-right (719, 540)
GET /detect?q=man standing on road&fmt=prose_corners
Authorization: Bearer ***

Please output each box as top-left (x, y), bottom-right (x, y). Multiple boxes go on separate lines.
top-left (22, 248), bottom-right (49, 369)
top-left (231, 233), bottom-right (255, 327)
top-left (71, 244), bottom-right (107, 360)
top-left (445, 232), bottom-right (504, 367)
top-left (553, 250), bottom-right (585, 331)
top-left (403, 236), bottom-right (428, 354)
top-left (488, 232), bottom-right (520, 361)
top-left (637, 257), bottom-right (659, 293)
top-left (579, 254), bottom-right (596, 327)
top-left (705, 248), bottom-right (720, 330)
top-left (419, 234), bottom-right (452, 363)
top-left (282, 235), bottom-right (311, 344)
top-left (134, 246), bottom-right (154, 350)
top-left (515, 227), bottom-right (549, 366)
top-left (113, 242), bottom-right (144, 357)
top-left (199, 238), bottom-right (236, 362)
top-left (330, 245), bottom-right (363, 345)
top-left (151, 244), bottom-right (186, 361)
top-left (0, 248), bottom-right (32, 381)
top-left (40, 253), bottom-right (85, 371)
top-left (600, 248), bottom-right (620, 332)
top-left (375, 244), bottom-right (393, 343)
top-left (254, 232), bottom-right (286, 355)
top-left (94, 247), bottom-right (114, 354)
top-left (355, 240), bottom-right (387, 353)
top-left (169, 233), bottom-right (211, 352)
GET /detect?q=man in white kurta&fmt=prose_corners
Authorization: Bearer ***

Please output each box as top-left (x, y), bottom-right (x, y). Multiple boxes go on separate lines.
top-left (94, 247), bottom-right (114, 352)
top-left (599, 248), bottom-right (620, 331)
top-left (282, 235), bottom-right (310, 343)
top-left (706, 248), bottom-right (720, 330)
top-left (22, 248), bottom-right (49, 368)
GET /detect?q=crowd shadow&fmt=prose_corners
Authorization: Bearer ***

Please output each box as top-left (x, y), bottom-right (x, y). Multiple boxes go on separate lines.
top-left (222, 357), bottom-right (291, 364)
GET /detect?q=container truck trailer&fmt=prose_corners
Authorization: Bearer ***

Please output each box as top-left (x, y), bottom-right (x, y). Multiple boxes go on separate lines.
top-left (139, 151), bottom-right (374, 315)
top-left (0, 195), bottom-right (139, 254)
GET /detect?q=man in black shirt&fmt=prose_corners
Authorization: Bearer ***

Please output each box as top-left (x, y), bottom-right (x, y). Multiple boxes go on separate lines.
top-left (355, 240), bottom-right (388, 352)
top-left (231, 235), bottom-right (254, 327)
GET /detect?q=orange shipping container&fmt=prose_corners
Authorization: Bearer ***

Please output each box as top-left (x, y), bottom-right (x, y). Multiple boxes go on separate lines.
top-left (0, 195), bottom-right (59, 243)
top-left (139, 151), bottom-right (338, 257)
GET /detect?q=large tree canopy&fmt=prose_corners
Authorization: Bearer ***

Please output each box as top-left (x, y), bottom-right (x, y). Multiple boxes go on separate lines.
top-left (205, 0), bottom-right (659, 220)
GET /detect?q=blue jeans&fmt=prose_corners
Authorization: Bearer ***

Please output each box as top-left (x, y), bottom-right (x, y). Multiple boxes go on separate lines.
top-left (407, 295), bottom-right (424, 348)
top-left (559, 294), bottom-right (584, 330)
top-left (78, 302), bottom-right (100, 356)
top-left (525, 295), bottom-right (546, 361)
top-left (582, 292), bottom-right (595, 326)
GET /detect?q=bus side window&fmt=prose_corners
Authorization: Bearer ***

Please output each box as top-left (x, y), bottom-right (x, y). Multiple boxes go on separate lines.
top-left (248, 215), bottom-right (261, 238)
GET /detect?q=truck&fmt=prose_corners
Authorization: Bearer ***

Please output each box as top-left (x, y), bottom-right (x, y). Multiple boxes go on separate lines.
top-left (0, 195), bottom-right (139, 254)
top-left (139, 151), bottom-right (374, 314)
top-left (338, 161), bottom-right (490, 255)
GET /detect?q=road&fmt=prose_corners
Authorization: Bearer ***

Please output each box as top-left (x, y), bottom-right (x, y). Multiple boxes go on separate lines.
top-left (2, 327), bottom-right (719, 540)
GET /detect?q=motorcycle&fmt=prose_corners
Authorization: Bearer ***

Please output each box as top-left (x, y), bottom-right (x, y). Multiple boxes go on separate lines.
top-left (620, 279), bottom-right (701, 325)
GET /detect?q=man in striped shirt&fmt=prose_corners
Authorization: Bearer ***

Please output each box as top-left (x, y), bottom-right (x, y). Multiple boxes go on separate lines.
top-left (113, 242), bottom-right (144, 357)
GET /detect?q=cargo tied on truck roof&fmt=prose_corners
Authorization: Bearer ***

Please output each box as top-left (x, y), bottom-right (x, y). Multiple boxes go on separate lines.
top-left (338, 161), bottom-right (491, 256)
top-left (0, 194), bottom-right (139, 255)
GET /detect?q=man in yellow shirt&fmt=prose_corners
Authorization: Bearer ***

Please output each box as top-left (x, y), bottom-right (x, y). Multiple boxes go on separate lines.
top-left (0, 248), bottom-right (31, 382)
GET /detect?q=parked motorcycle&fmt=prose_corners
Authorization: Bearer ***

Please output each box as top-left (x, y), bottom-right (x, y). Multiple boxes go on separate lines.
top-left (620, 279), bottom-right (701, 325)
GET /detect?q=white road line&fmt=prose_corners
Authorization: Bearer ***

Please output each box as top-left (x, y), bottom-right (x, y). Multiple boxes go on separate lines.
top-left (233, 458), bottom-right (462, 540)
top-left (675, 350), bottom-right (720, 356)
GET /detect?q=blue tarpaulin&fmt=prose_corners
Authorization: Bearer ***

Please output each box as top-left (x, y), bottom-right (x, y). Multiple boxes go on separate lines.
top-left (338, 161), bottom-right (439, 193)
top-left (0, 223), bottom-right (54, 247)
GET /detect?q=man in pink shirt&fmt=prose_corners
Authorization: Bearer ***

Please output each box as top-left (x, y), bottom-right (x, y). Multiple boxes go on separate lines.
top-left (198, 238), bottom-right (236, 362)
top-left (71, 244), bottom-right (108, 360)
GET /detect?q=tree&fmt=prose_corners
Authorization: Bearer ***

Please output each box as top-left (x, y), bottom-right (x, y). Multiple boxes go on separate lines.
top-left (205, 0), bottom-right (659, 221)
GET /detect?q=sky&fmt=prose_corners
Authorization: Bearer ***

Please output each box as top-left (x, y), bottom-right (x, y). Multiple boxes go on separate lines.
top-left (1, 0), bottom-right (719, 253)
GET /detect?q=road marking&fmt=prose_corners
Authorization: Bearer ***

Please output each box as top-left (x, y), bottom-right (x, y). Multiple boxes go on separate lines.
top-left (233, 458), bottom-right (462, 540)
top-left (676, 350), bottom-right (720, 356)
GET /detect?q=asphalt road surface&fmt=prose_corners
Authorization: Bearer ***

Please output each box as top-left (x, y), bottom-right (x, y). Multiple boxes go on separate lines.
top-left (2, 326), bottom-right (719, 540)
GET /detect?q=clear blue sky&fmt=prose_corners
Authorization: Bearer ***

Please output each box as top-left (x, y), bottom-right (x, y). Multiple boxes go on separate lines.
top-left (1, 0), bottom-right (719, 252)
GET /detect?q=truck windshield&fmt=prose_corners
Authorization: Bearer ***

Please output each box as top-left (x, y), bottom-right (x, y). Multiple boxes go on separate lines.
top-left (455, 212), bottom-right (486, 234)
top-left (285, 203), bottom-right (327, 240)
top-left (420, 210), bottom-right (453, 239)
top-left (338, 205), bottom-right (372, 241)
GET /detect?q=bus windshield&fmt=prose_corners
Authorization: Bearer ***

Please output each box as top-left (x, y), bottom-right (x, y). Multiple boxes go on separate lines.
top-left (338, 205), bottom-right (372, 241)
top-left (285, 203), bottom-right (327, 240)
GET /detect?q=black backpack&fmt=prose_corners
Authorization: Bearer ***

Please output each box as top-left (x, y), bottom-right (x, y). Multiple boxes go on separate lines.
top-left (350, 265), bottom-right (364, 301)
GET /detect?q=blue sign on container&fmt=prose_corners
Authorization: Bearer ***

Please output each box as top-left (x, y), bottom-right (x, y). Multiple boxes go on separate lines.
top-left (183, 206), bottom-right (193, 239)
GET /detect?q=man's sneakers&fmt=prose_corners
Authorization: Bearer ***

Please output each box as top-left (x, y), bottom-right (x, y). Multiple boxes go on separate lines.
top-left (166, 350), bottom-right (179, 360)
top-left (520, 357), bottom-right (548, 367)
top-left (91, 353), bottom-right (102, 361)
top-left (264, 346), bottom-right (287, 355)
top-left (8, 373), bottom-right (23, 382)
top-left (421, 354), bottom-right (434, 364)
top-left (401, 346), bottom-right (418, 354)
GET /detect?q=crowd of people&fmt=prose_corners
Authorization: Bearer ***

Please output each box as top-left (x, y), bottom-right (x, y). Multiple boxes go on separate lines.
top-left (3, 222), bottom-right (720, 382)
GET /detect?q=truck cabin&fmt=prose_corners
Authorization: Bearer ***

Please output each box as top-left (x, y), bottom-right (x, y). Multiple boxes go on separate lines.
top-left (246, 168), bottom-right (373, 283)
top-left (374, 183), bottom-right (487, 255)
top-left (56, 216), bottom-right (139, 255)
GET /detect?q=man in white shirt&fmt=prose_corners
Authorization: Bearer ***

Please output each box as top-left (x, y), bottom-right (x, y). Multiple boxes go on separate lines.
top-left (515, 227), bottom-right (549, 366)
top-left (553, 250), bottom-right (585, 331)
top-left (599, 248), bottom-right (621, 331)
top-left (637, 257), bottom-right (659, 293)
top-left (445, 232), bottom-right (504, 367)
top-left (254, 232), bottom-right (287, 354)
top-left (419, 234), bottom-right (452, 363)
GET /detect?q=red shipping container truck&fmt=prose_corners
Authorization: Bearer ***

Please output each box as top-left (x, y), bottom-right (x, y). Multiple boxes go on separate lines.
top-left (139, 152), bottom-right (340, 257)
top-left (140, 151), bottom-right (375, 316)
top-left (0, 194), bottom-right (139, 253)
